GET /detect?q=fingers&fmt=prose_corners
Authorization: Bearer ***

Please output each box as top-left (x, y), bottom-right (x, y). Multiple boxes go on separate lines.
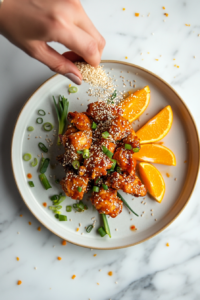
top-left (28, 41), bottom-right (82, 85)
top-left (62, 51), bottom-right (84, 63)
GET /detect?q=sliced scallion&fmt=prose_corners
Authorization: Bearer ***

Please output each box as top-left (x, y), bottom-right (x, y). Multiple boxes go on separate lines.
top-left (102, 146), bottom-right (113, 159)
top-left (95, 178), bottom-right (101, 184)
top-left (117, 192), bottom-right (138, 217)
top-left (68, 86), bottom-right (78, 93)
top-left (66, 205), bottom-right (72, 212)
top-left (102, 214), bottom-right (111, 238)
top-left (91, 122), bottom-right (97, 129)
top-left (83, 149), bottom-right (90, 159)
top-left (43, 122), bottom-right (53, 132)
top-left (98, 226), bottom-right (107, 237)
top-left (36, 117), bottom-right (43, 124)
top-left (133, 148), bottom-right (140, 153)
top-left (77, 186), bottom-right (82, 192)
top-left (72, 160), bottom-right (80, 170)
top-left (110, 159), bottom-right (116, 171)
top-left (86, 225), bottom-right (93, 233)
top-left (77, 150), bottom-right (83, 154)
top-left (93, 186), bottom-right (99, 193)
top-left (28, 181), bottom-right (34, 187)
top-left (116, 166), bottom-right (121, 173)
top-left (38, 142), bottom-right (48, 153)
top-left (51, 195), bottom-right (60, 201)
top-left (102, 184), bottom-right (108, 190)
top-left (31, 158), bottom-right (38, 167)
top-left (54, 211), bottom-right (61, 214)
top-left (102, 131), bottom-right (109, 139)
top-left (53, 95), bottom-right (69, 145)
top-left (27, 126), bottom-right (34, 131)
top-left (125, 144), bottom-right (132, 150)
top-left (38, 109), bottom-right (46, 116)
top-left (58, 214), bottom-right (67, 221)
top-left (40, 158), bottom-right (50, 173)
top-left (23, 153), bottom-right (32, 161)
top-left (39, 173), bottom-right (52, 190)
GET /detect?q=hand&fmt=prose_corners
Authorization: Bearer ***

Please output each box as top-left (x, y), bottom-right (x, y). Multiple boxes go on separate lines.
top-left (0, 0), bottom-right (106, 84)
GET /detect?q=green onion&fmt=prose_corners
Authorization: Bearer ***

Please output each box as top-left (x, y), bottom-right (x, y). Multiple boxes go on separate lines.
top-left (56, 195), bottom-right (66, 204)
top-left (38, 142), bottom-right (48, 153)
top-left (93, 186), bottom-right (99, 192)
top-left (27, 126), bottom-right (34, 131)
top-left (31, 158), bottom-right (38, 167)
top-left (53, 95), bottom-right (69, 145)
top-left (102, 184), bottom-right (109, 190)
top-left (83, 149), bottom-right (90, 159)
top-left (43, 122), bottom-right (54, 132)
top-left (91, 122), bottom-right (97, 129)
top-left (54, 211), bottom-right (61, 214)
top-left (55, 214), bottom-right (67, 221)
top-left (86, 225), bottom-right (93, 233)
top-left (116, 166), bottom-right (121, 173)
top-left (77, 150), bottom-right (83, 154)
top-left (40, 158), bottom-right (50, 173)
top-left (55, 179), bottom-right (60, 184)
top-left (133, 148), bottom-right (140, 153)
top-left (51, 195), bottom-right (60, 201)
top-left (117, 192), bottom-right (138, 217)
top-left (36, 117), bottom-right (43, 124)
top-left (107, 90), bottom-right (117, 104)
top-left (49, 205), bottom-right (62, 211)
top-left (110, 159), bottom-right (117, 171)
top-left (84, 204), bottom-right (88, 210)
top-left (95, 178), bottom-right (101, 184)
top-left (98, 226), bottom-right (107, 237)
top-left (39, 174), bottom-right (52, 190)
top-left (72, 160), bottom-right (80, 170)
top-left (102, 131), bottom-right (109, 139)
top-left (66, 205), bottom-right (72, 212)
top-left (102, 214), bottom-right (111, 238)
top-left (55, 214), bottom-right (59, 219)
top-left (23, 153), bottom-right (32, 161)
top-left (38, 109), bottom-right (46, 116)
top-left (73, 201), bottom-right (86, 212)
top-left (102, 146), bottom-right (113, 158)
top-left (125, 144), bottom-right (132, 150)
top-left (28, 181), bottom-right (34, 187)
top-left (68, 86), bottom-right (78, 93)
top-left (77, 186), bottom-right (82, 192)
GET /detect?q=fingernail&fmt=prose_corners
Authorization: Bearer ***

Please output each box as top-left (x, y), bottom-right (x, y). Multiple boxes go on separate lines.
top-left (64, 73), bottom-right (82, 85)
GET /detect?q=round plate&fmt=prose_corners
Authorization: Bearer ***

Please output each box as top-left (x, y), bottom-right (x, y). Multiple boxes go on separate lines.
top-left (11, 61), bottom-right (199, 249)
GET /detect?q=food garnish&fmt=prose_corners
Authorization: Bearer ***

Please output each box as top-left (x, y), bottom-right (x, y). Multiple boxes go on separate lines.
top-left (28, 181), bottom-right (34, 187)
top-left (31, 158), bottom-right (38, 167)
top-left (38, 109), bottom-right (46, 116)
top-left (36, 117), bottom-right (43, 124)
top-left (23, 153), bottom-right (32, 161)
top-left (53, 95), bottom-right (69, 145)
top-left (38, 142), bottom-right (48, 153)
top-left (39, 173), bottom-right (52, 190)
top-left (43, 122), bottom-right (53, 132)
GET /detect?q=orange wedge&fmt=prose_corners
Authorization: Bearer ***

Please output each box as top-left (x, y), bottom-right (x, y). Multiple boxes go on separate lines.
top-left (133, 144), bottom-right (176, 166)
top-left (136, 105), bottom-right (173, 144)
top-left (138, 162), bottom-right (165, 203)
top-left (121, 86), bottom-right (150, 122)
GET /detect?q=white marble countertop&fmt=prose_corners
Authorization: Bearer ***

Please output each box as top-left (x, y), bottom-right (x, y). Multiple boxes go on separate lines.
top-left (1, 0), bottom-right (200, 299)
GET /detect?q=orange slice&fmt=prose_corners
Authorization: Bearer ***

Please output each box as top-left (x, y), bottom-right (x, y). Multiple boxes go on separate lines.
top-left (121, 86), bottom-right (150, 122)
top-left (136, 105), bottom-right (173, 143)
top-left (133, 144), bottom-right (176, 166)
top-left (138, 162), bottom-right (165, 203)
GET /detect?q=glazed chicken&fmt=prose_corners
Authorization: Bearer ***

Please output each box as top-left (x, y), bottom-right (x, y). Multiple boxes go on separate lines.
top-left (58, 100), bottom-right (147, 218)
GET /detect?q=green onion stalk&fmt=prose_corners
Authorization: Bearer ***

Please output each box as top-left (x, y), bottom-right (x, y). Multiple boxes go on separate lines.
top-left (53, 95), bottom-right (69, 145)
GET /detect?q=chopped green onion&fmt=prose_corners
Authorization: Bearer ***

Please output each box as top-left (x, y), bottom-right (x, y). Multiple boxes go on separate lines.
top-left (40, 157), bottom-right (45, 169)
top-left (28, 181), bottom-right (34, 187)
top-left (66, 205), bottom-right (72, 212)
top-left (110, 90), bottom-right (117, 100)
top-left (133, 147), bottom-right (140, 153)
top-left (83, 149), bottom-right (90, 159)
top-left (55, 179), bottom-right (60, 184)
top-left (125, 144), bottom-right (132, 150)
top-left (86, 225), bottom-right (93, 233)
top-left (27, 126), bottom-right (34, 131)
top-left (93, 186), bottom-right (99, 192)
top-left (77, 150), bottom-right (83, 154)
top-left (116, 166), bottom-right (121, 173)
top-left (38, 142), bottom-right (48, 153)
top-left (53, 95), bottom-right (69, 145)
top-left (56, 195), bottom-right (66, 204)
top-left (58, 214), bottom-right (67, 221)
top-left (84, 204), bottom-right (88, 210)
top-left (38, 109), bottom-right (46, 116)
top-left (98, 226), bottom-right (107, 237)
top-left (102, 131), bottom-right (109, 139)
top-left (31, 158), bottom-right (38, 167)
top-left (91, 122), bottom-right (97, 129)
top-left (51, 195), bottom-right (60, 201)
top-left (102, 214), bottom-right (111, 238)
top-left (39, 173), bottom-right (52, 190)
top-left (23, 153), bottom-right (32, 161)
top-left (102, 146), bottom-right (113, 158)
top-left (43, 122), bottom-right (54, 132)
top-left (55, 214), bottom-right (59, 219)
top-left (40, 158), bottom-right (50, 173)
top-left (102, 184), bottom-right (109, 190)
top-left (36, 117), bottom-right (43, 124)
top-left (54, 211), bottom-right (61, 214)
top-left (68, 86), bottom-right (78, 93)
top-left (72, 160), bottom-right (80, 170)
top-left (49, 205), bottom-right (62, 211)
top-left (110, 159), bottom-right (117, 171)
top-left (117, 192), bottom-right (138, 217)
top-left (77, 186), bottom-right (82, 192)
top-left (95, 178), bottom-right (101, 184)
top-left (73, 201), bottom-right (85, 212)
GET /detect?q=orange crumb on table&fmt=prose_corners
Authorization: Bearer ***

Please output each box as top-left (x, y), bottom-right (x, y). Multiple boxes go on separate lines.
top-left (71, 275), bottom-right (76, 279)
top-left (27, 173), bottom-right (32, 179)
top-left (108, 271), bottom-right (113, 276)
top-left (147, 52), bottom-right (150, 54)
top-left (76, 228), bottom-right (79, 232)
top-left (130, 225), bottom-right (136, 231)
top-left (173, 58), bottom-right (176, 60)
top-left (62, 240), bottom-right (67, 246)
top-left (97, 282), bottom-right (100, 285)
top-left (37, 227), bottom-right (41, 231)
top-left (162, 6), bottom-right (165, 9)
top-left (19, 214), bottom-right (23, 217)
top-left (174, 64), bottom-right (177, 67)
top-left (57, 256), bottom-right (62, 260)
top-left (69, 84), bottom-right (71, 87)
top-left (177, 65), bottom-right (179, 68)
top-left (135, 13), bottom-right (140, 17)
top-left (122, 8), bottom-right (126, 11)
top-left (185, 24), bottom-right (190, 26)
top-left (28, 221), bottom-right (32, 225)
top-left (166, 243), bottom-right (169, 247)
top-left (125, 56), bottom-right (128, 59)
top-left (16, 257), bottom-right (20, 261)
top-left (17, 280), bottom-right (22, 285)
top-left (155, 59), bottom-right (159, 61)
top-left (166, 173), bottom-right (170, 178)
top-left (164, 13), bottom-right (169, 17)
top-left (93, 254), bottom-right (97, 257)
top-left (184, 160), bottom-right (187, 163)
top-left (42, 202), bottom-right (47, 207)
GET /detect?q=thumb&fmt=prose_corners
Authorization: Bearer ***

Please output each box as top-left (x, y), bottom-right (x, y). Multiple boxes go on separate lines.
top-left (28, 41), bottom-right (82, 85)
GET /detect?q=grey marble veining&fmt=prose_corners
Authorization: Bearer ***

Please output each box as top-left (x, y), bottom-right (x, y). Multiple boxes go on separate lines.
top-left (1, 0), bottom-right (200, 299)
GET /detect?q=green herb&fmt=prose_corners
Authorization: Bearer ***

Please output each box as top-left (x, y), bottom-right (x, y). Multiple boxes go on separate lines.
top-left (86, 225), bottom-right (93, 233)
top-left (107, 90), bottom-right (117, 104)
top-left (38, 142), bottom-right (48, 153)
top-left (110, 159), bottom-right (116, 171)
top-left (66, 205), bottom-right (72, 212)
top-left (116, 166), bottom-right (121, 173)
top-left (77, 186), bottom-right (82, 192)
top-left (68, 86), bottom-right (78, 93)
top-left (95, 178), bottom-right (101, 184)
top-left (83, 149), bottom-right (90, 159)
top-left (49, 205), bottom-right (62, 211)
top-left (102, 146), bottom-right (113, 159)
top-left (55, 179), bottom-right (60, 184)
top-left (43, 122), bottom-right (54, 132)
top-left (39, 173), bottom-right (52, 190)
top-left (73, 201), bottom-right (85, 212)
top-left (55, 214), bottom-right (67, 221)
top-left (102, 131), bottom-right (109, 139)
top-left (102, 184), bottom-right (108, 190)
top-left (54, 210), bottom-right (61, 214)
top-left (91, 122), bottom-right (97, 129)
top-left (40, 158), bottom-right (50, 173)
top-left (93, 186), bottom-right (99, 192)
top-left (28, 181), bottom-right (34, 187)
top-left (125, 144), bottom-right (132, 150)
top-left (72, 160), bottom-right (80, 170)
top-left (56, 195), bottom-right (66, 205)
top-left (23, 153), bottom-right (32, 161)
top-left (102, 214), bottom-right (111, 238)
top-left (38, 109), bottom-right (46, 116)
top-left (98, 226), bottom-right (107, 237)
top-left (117, 192), bottom-right (138, 216)
top-left (36, 117), bottom-right (43, 124)
top-left (31, 158), bottom-right (38, 167)
top-left (53, 95), bottom-right (69, 145)
top-left (77, 150), bottom-right (83, 154)
top-left (27, 126), bottom-right (34, 131)
top-left (133, 148), bottom-right (140, 153)
top-left (51, 195), bottom-right (60, 201)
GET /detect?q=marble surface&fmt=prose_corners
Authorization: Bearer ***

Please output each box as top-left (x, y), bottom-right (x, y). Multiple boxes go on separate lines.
top-left (1, 0), bottom-right (200, 299)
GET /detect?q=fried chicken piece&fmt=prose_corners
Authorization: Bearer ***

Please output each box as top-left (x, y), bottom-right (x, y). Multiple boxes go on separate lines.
top-left (59, 126), bottom-right (78, 147)
top-left (113, 147), bottom-right (137, 175)
top-left (60, 171), bottom-right (89, 200)
top-left (84, 139), bottom-right (116, 179)
top-left (86, 101), bottom-right (123, 122)
top-left (109, 115), bottom-right (132, 141)
top-left (106, 172), bottom-right (147, 197)
top-left (78, 166), bottom-right (87, 176)
top-left (123, 128), bottom-right (140, 150)
top-left (68, 111), bottom-right (92, 131)
top-left (67, 130), bottom-right (92, 151)
top-left (90, 187), bottom-right (123, 218)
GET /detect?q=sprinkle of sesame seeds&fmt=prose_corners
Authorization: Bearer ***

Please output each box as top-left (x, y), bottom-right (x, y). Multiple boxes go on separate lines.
top-left (17, 232), bottom-right (20, 234)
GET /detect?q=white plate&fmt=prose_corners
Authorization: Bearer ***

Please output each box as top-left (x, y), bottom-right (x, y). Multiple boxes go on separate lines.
top-left (11, 61), bottom-right (199, 249)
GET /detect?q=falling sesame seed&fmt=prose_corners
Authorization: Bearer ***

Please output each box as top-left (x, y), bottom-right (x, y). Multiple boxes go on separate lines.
top-left (34, 267), bottom-right (37, 270)
top-left (141, 201), bottom-right (144, 204)
top-left (151, 213), bottom-right (154, 216)
top-left (35, 136), bottom-right (38, 138)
